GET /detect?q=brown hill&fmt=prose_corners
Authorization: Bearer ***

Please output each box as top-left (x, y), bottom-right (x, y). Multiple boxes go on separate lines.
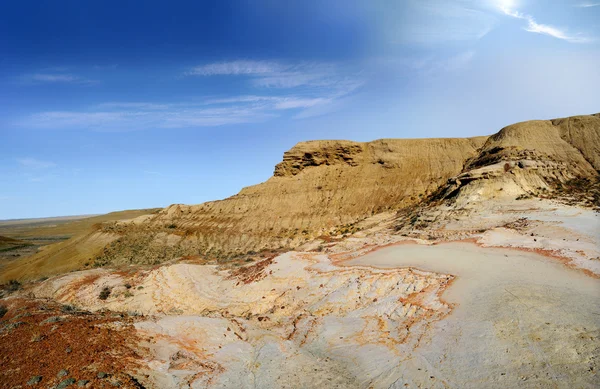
top-left (1, 113), bottom-right (598, 281)
top-left (436, 114), bottom-right (600, 204)
top-left (0, 209), bottom-right (159, 282)
top-left (0, 235), bottom-right (31, 250)
top-left (87, 136), bottom-right (488, 267)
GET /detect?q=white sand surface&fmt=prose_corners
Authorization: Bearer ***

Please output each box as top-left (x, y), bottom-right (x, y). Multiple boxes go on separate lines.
top-left (347, 242), bottom-right (600, 388)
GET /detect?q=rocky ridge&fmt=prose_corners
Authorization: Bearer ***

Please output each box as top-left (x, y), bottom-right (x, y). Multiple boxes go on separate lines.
top-left (2, 113), bottom-right (599, 280)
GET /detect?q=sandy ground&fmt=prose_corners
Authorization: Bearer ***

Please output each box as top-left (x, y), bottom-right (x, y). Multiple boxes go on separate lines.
top-left (347, 242), bottom-right (600, 388)
top-left (31, 253), bottom-right (453, 389)
top-left (6, 199), bottom-right (599, 388)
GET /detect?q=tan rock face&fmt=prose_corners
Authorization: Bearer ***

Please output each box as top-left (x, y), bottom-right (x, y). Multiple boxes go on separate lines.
top-left (5, 114), bottom-right (599, 275)
top-left (467, 115), bottom-right (600, 174)
top-left (93, 137), bottom-right (488, 265)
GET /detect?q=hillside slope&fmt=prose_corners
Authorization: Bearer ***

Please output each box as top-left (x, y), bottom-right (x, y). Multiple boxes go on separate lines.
top-left (90, 114), bottom-right (599, 267)
top-left (0, 209), bottom-right (159, 282)
top-left (0, 236), bottom-right (32, 251)
top-left (2, 113), bottom-right (598, 281)
top-left (89, 136), bottom-right (489, 266)
top-left (434, 114), bottom-right (600, 206)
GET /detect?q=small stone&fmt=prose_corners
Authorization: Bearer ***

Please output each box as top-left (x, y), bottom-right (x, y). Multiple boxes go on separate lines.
top-left (4, 321), bottom-right (25, 331)
top-left (27, 375), bottom-right (42, 385)
top-left (65, 347), bottom-right (72, 353)
top-left (57, 369), bottom-right (69, 378)
top-left (97, 372), bottom-right (108, 379)
top-left (42, 316), bottom-right (63, 325)
top-left (57, 378), bottom-right (76, 389)
top-left (77, 380), bottom-right (89, 387)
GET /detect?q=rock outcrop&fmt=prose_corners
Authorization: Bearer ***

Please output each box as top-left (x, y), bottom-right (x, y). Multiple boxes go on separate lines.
top-left (91, 136), bottom-right (489, 265)
top-left (3, 113), bottom-right (599, 277)
top-left (435, 115), bottom-right (600, 205)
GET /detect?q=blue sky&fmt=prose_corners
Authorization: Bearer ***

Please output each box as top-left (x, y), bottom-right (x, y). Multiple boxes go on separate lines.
top-left (1, 0), bottom-right (599, 219)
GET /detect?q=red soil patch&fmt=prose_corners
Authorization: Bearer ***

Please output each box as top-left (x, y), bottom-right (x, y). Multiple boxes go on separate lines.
top-left (0, 298), bottom-right (147, 389)
top-left (55, 273), bottom-right (104, 301)
top-left (228, 257), bottom-right (274, 284)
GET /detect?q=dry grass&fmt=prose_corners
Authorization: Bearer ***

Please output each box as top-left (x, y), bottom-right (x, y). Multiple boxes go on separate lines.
top-left (0, 209), bottom-right (159, 282)
top-left (0, 209), bottom-right (160, 240)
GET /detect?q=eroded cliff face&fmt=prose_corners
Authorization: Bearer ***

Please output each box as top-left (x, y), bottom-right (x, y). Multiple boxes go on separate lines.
top-left (3, 114), bottom-right (598, 277)
top-left (90, 136), bottom-right (489, 265)
top-left (273, 140), bottom-right (365, 176)
top-left (433, 115), bottom-right (600, 206)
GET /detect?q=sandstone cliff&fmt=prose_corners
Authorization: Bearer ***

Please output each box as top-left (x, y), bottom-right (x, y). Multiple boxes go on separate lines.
top-left (90, 136), bottom-right (489, 265)
top-left (435, 114), bottom-right (600, 205)
top-left (2, 113), bottom-right (598, 279)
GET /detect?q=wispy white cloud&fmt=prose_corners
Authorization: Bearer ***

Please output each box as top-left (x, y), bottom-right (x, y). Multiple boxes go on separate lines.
top-left (18, 93), bottom-right (347, 131)
top-left (374, 50), bottom-right (476, 78)
top-left (273, 97), bottom-right (331, 110)
top-left (21, 72), bottom-right (98, 85)
top-left (31, 74), bottom-right (79, 82)
top-left (18, 61), bottom-right (364, 130)
top-left (17, 158), bottom-right (57, 169)
top-left (207, 95), bottom-right (332, 110)
top-left (186, 61), bottom-right (364, 94)
top-left (186, 60), bottom-right (282, 76)
top-left (20, 107), bottom-right (274, 130)
top-left (384, 1), bottom-right (496, 44)
top-left (575, 2), bottom-right (600, 7)
top-left (97, 102), bottom-right (172, 110)
top-left (497, 3), bottom-right (592, 43)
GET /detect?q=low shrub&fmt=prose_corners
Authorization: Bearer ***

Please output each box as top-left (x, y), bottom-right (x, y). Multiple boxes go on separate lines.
top-left (6, 280), bottom-right (21, 292)
top-left (98, 287), bottom-right (111, 300)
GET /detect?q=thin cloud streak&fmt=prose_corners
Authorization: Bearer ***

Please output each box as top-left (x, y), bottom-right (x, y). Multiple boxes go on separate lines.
top-left (186, 60), bottom-right (282, 76)
top-left (18, 60), bottom-right (365, 130)
top-left (17, 95), bottom-right (341, 131)
top-left (186, 61), bottom-right (364, 93)
top-left (17, 158), bottom-right (57, 169)
top-left (575, 2), bottom-right (600, 7)
top-left (20, 108), bottom-right (274, 130)
top-left (207, 96), bottom-right (333, 109)
top-left (499, 5), bottom-right (592, 43)
top-left (97, 102), bottom-right (172, 110)
top-left (21, 72), bottom-right (98, 85)
top-left (385, 1), bottom-right (496, 44)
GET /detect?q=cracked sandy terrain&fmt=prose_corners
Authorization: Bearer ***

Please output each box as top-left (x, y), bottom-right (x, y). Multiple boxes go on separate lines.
top-left (348, 243), bottom-right (600, 388)
top-left (33, 252), bottom-right (453, 388)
